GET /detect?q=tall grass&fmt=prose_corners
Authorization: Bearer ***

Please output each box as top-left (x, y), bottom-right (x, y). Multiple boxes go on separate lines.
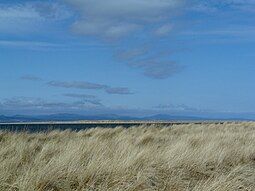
top-left (0, 122), bottom-right (255, 190)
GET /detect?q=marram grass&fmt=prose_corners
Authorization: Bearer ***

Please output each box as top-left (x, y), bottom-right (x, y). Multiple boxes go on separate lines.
top-left (0, 122), bottom-right (255, 190)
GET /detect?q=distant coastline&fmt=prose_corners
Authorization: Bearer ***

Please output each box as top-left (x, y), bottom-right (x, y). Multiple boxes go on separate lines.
top-left (1, 113), bottom-right (253, 123)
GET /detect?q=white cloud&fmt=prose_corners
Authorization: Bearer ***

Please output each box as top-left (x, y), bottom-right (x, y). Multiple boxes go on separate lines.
top-left (0, 2), bottom-right (70, 21)
top-left (154, 24), bottom-right (174, 36)
top-left (65, 0), bottom-right (183, 19)
top-left (72, 20), bottom-right (140, 39)
top-left (0, 2), bottom-right (71, 34)
top-left (64, 0), bottom-right (185, 39)
top-left (192, 0), bottom-right (255, 13)
top-left (0, 40), bottom-right (62, 48)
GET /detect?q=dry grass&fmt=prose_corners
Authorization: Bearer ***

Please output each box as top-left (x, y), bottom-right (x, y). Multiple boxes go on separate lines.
top-left (0, 122), bottom-right (255, 191)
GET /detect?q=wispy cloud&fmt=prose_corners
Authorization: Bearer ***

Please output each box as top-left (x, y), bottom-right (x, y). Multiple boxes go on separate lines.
top-left (116, 46), bottom-right (150, 61)
top-left (116, 45), bottom-right (183, 79)
top-left (191, 0), bottom-right (255, 13)
top-left (105, 87), bottom-right (133, 95)
top-left (183, 26), bottom-right (255, 37)
top-left (0, 39), bottom-right (113, 51)
top-left (64, 0), bottom-right (185, 40)
top-left (48, 81), bottom-right (107, 90)
top-left (129, 59), bottom-right (182, 79)
top-left (48, 81), bottom-right (133, 95)
top-left (0, 40), bottom-right (63, 49)
top-left (63, 93), bottom-right (103, 106)
top-left (20, 76), bottom-right (133, 95)
top-left (63, 93), bottom-right (97, 99)
top-left (0, 2), bottom-right (71, 34)
top-left (0, 2), bottom-right (70, 21)
top-left (20, 75), bottom-right (42, 81)
top-left (154, 24), bottom-right (174, 37)
top-left (0, 97), bottom-right (103, 111)
top-left (81, 100), bottom-right (103, 107)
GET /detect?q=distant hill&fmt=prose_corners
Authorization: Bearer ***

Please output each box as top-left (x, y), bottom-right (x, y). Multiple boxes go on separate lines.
top-left (141, 114), bottom-right (206, 121)
top-left (0, 113), bottom-right (139, 122)
top-left (0, 113), bottom-right (252, 123)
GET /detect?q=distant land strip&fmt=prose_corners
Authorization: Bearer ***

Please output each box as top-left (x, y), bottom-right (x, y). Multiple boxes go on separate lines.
top-left (0, 120), bottom-right (236, 125)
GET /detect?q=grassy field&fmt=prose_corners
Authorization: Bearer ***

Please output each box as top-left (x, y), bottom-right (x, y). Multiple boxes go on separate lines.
top-left (0, 122), bottom-right (255, 191)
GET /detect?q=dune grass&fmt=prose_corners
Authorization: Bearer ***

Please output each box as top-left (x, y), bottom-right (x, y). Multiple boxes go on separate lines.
top-left (0, 122), bottom-right (255, 191)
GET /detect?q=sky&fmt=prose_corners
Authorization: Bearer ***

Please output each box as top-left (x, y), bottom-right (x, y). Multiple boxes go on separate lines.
top-left (0, 0), bottom-right (255, 118)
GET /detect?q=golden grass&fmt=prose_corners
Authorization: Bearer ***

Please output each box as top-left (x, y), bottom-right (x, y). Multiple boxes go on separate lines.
top-left (0, 122), bottom-right (255, 191)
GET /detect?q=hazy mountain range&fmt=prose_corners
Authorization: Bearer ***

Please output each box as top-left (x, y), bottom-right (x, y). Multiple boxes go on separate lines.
top-left (0, 113), bottom-right (252, 123)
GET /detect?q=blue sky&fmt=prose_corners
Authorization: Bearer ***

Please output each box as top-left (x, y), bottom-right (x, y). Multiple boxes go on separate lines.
top-left (0, 0), bottom-right (255, 118)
